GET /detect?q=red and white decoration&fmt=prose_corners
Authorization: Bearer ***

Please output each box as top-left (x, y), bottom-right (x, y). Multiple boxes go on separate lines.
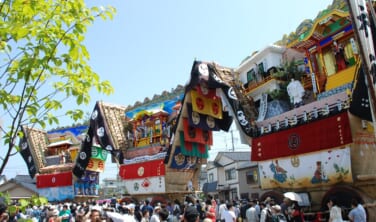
top-left (119, 159), bottom-right (166, 194)
top-left (252, 112), bottom-right (352, 161)
top-left (36, 171), bottom-right (72, 188)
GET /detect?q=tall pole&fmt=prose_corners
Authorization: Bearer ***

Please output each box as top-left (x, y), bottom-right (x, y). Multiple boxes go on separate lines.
top-left (231, 130), bottom-right (235, 151)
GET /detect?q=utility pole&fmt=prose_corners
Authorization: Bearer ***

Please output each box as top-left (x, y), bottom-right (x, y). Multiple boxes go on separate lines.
top-left (231, 130), bottom-right (235, 151)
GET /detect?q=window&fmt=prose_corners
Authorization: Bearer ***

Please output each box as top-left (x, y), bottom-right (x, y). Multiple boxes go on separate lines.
top-left (247, 69), bottom-right (255, 82)
top-left (258, 62), bottom-right (265, 75)
top-left (230, 188), bottom-right (238, 200)
top-left (240, 193), bottom-right (249, 200)
top-left (209, 173), bottom-right (214, 182)
top-left (246, 169), bottom-right (259, 184)
top-left (225, 168), bottom-right (236, 181)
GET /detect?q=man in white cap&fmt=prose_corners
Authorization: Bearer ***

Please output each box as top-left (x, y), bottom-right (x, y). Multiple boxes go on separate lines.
top-left (150, 206), bottom-right (161, 222)
top-left (271, 205), bottom-right (287, 222)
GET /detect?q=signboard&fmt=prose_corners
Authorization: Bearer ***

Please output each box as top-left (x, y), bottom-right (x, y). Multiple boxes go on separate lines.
top-left (258, 146), bottom-right (353, 189)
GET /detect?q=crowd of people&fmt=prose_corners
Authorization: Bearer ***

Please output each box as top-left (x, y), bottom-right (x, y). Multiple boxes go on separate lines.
top-left (0, 195), bottom-right (368, 222)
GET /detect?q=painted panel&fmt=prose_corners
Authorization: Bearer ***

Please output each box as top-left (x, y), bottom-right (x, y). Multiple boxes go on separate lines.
top-left (258, 146), bottom-right (353, 189)
top-left (124, 176), bottom-right (166, 195)
top-left (38, 185), bottom-right (74, 202)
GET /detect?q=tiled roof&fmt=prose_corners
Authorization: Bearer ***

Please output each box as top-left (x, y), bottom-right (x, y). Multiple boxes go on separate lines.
top-left (12, 175), bottom-right (38, 193)
top-left (237, 161), bottom-right (257, 170)
top-left (97, 101), bottom-right (128, 150)
top-left (23, 126), bottom-right (48, 172)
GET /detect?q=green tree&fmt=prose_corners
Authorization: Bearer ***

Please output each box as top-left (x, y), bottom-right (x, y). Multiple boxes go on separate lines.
top-left (0, 1), bottom-right (115, 175)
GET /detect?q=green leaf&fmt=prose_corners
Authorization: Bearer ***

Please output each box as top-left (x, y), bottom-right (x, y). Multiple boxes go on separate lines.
top-left (0, 0), bottom-right (115, 175)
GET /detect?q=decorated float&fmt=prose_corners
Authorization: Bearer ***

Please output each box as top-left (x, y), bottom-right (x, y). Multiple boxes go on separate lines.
top-left (233, 2), bottom-right (376, 220)
top-left (20, 125), bottom-right (106, 202)
top-left (72, 59), bottom-right (260, 202)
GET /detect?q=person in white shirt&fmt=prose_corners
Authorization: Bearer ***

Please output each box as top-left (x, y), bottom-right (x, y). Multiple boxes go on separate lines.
top-left (222, 203), bottom-right (236, 222)
top-left (150, 206), bottom-right (161, 222)
top-left (218, 200), bottom-right (227, 221)
top-left (327, 197), bottom-right (343, 222)
top-left (246, 200), bottom-right (259, 222)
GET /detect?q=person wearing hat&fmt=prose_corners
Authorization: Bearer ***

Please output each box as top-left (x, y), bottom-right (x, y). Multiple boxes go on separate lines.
top-left (150, 206), bottom-right (161, 222)
top-left (48, 208), bottom-right (60, 222)
top-left (271, 205), bottom-right (287, 222)
top-left (183, 206), bottom-right (200, 222)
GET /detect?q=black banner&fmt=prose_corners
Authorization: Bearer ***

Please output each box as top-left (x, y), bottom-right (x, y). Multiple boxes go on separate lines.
top-left (19, 126), bottom-right (37, 178)
top-left (73, 102), bottom-right (116, 178)
top-left (188, 60), bottom-right (254, 137)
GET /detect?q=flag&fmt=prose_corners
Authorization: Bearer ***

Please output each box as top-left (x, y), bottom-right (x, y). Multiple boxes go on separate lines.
top-left (349, 64), bottom-right (372, 121)
top-left (183, 118), bottom-right (213, 145)
top-left (179, 132), bottom-right (209, 158)
top-left (86, 158), bottom-right (106, 172)
top-left (91, 146), bottom-right (108, 161)
top-left (19, 126), bottom-right (37, 178)
top-left (217, 109), bottom-right (233, 132)
top-left (191, 89), bottom-right (223, 119)
top-left (186, 102), bottom-right (219, 131)
top-left (221, 85), bottom-right (255, 137)
top-left (72, 127), bottom-right (93, 178)
top-left (73, 102), bottom-right (118, 178)
top-left (191, 60), bottom-right (255, 136)
top-left (196, 84), bottom-right (218, 100)
top-left (170, 146), bottom-right (198, 170)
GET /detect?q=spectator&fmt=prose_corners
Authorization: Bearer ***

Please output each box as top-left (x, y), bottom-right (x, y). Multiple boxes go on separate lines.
top-left (223, 203), bottom-right (236, 222)
top-left (348, 199), bottom-right (366, 222)
top-left (327, 197), bottom-right (343, 222)
top-left (59, 204), bottom-right (71, 222)
top-left (245, 200), bottom-right (259, 222)
top-left (205, 199), bottom-right (216, 222)
top-left (141, 209), bottom-right (150, 222)
top-left (150, 206), bottom-right (161, 222)
top-left (0, 203), bottom-right (9, 222)
top-left (183, 206), bottom-right (200, 222)
top-left (159, 208), bottom-right (170, 222)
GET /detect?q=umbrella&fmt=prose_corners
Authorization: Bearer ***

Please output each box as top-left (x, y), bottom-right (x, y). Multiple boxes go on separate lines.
top-left (284, 192), bottom-right (302, 202)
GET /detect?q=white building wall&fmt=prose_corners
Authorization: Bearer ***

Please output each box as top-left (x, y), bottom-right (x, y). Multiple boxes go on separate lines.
top-left (237, 45), bottom-right (286, 85)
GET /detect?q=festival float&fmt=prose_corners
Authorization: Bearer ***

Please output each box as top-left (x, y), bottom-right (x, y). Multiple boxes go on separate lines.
top-left (234, 2), bottom-right (376, 220)
top-left (72, 59), bottom-right (260, 202)
top-left (20, 125), bottom-right (106, 202)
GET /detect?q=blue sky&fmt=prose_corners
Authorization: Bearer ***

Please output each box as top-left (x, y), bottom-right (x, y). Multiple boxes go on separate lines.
top-left (4, 0), bottom-right (333, 179)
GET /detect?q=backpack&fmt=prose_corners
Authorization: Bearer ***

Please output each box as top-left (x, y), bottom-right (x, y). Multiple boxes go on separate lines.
top-left (275, 213), bottom-right (287, 222)
top-left (173, 205), bottom-right (180, 216)
top-left (265, 208), bottom-right (273, 222)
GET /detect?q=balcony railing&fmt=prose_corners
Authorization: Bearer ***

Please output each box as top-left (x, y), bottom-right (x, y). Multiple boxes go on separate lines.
top-left (244, 75), bottom-right (274, 94)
